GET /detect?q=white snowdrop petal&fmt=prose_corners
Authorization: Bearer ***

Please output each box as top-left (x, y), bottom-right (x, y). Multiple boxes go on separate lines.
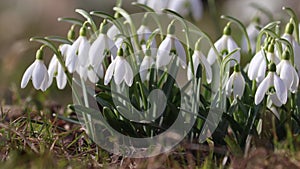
top-left (89, 34), bottom-right (106, 66)
top-left (78, 37), bottom-right (91, 67)
top-left (32, 60), bottom-right (47, 89)
top-left (140, 56), bottom-right (153, 82)
top-left (124, 61), bottom-right (134, 86)
top-left (60, 44), bottom-right (71, 59)
top-left (255, 73), bottom-right (271, 105)
top-left (187, 64), bottom-right (193, 81)
top-left (199, 52), bottom-right (212, 84)
top-left (274, 74), bottom-right (287, 104)
top-left (225, 75), bottom-right (234, 98)
top-left (114, 58), bottom-right (126, 85)
top-left (207, 37), bottom-right (224, 65)
top-left (279, 61), bottom-right (293, 89)
top-left (248, 50), bottom-right (263, 80)
top-left (57, 64), bottom-right (67, 89)
top-left (291, 67), bottom-right (299, 93)
top-left (233, 73), bottom-right (245, 99)
top-left (104, 61), bottom-right (116, 85)
top-left (269, 94), bottom-right (283, 107)
top-left (256, 59), bottom-right (267, 82)
top-left (157, 36), bottom-right (172, 68)
top-left (40, 71), bottom-right (49, 92)
top-left (47, 56), bottom-right (58, 87)
top-left (227, 36), bottom-right (240, 66)
top-left (21, 61), bottom-right (36, 88)
top-left (174, 39), bottom-right (187, 68)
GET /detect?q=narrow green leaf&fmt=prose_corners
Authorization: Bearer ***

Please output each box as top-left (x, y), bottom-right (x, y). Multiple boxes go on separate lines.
top-left (45, 36), bottom-right (72, 44)
top-left (57, 17), bottom-right (83, 26)
top-left (75, 9), bottom-right (98, 32)
top-left (30, 37), bottom-right (59, 55)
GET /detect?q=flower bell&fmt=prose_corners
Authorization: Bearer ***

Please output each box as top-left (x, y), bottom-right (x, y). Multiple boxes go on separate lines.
top-left (140, 49), bottom-right (155, 82)
top-left (281, 20), bottom-right (300, 74)
top-left (248, 43), bottom-right (279, 82)
top-left (67, 23), bottom-right (91, 70)
top-left (225, 64), bottom-right (245, 99)
top-left (21, 46), bottom-right (49, 91)
top-left (104, 48), bottom-right (133, 86)
top-left (156, 21), bottom-right (186, 68)
top-left (187, 39), bottom-right (212, 83)
top-left (89, 20), bottom-right (115, 68)
top-left (207, 23), bottom-right (240, 66)
top-left (47, 45), bottom-right (69, 90)
top-left (276, 50), bottom-right (299, 93)
top-left (241, 17), bottom-right (260, 53)
top-left (255, 62), bottom-right (287, 106)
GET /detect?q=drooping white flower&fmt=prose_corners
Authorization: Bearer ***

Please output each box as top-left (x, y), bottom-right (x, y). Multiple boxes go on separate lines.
top-left (48, 55), bottom-right (67, 90)
top-left (87, 64), bottom-right (104, 83)
top-left (137, 24), bottom-right (157, 58)
top-left (248, 43), bottom-right (279, 83)
top-left (225, 64), bottom-right (245, 99)
top-left (207, 24), bottom-right (240, 66)
top-left (187, 41), bottom-right (212, 83)
top-left (276, 50), bottom-right (299, 93)
top-left (21, 48), bottom-right (49, 91)
top-left (255, 63), bottom-right (287, 106)
top-left (68, 24), bottom-right (91, 68)
top-left (89, 22), bottom-right (115, 68)
top-left (247, 48), bottom-right (266, 82)
top-left (104, 48), bottom-right (133, 86)
top-left (156, 23), bottom-right (186, 68)
top-left (145, 0), bottom-right (169, 13)
top-left (140, 49), bottom-right (155, 82)
top-left (281, 22), bottom-right (300, 75)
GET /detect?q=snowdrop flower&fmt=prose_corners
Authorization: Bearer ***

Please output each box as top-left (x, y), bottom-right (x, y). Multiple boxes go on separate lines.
top-left (21, 47), bottom-right (49, 91)
top-left (276, 50), bottom-right (299, 93)
top-left (168, 0), bottom-right (203, 21)
top-left (140, 49), bottom-right (155, 82)
top-left (89, 21), bottom-right (115, 67)
top-left (137, 23), bottom-right (157, 58)
top-left (255, 63), bottom-right (287, 106)
top-left (48, 55), bottom-right (67, 90)
top-left (104, 48), bottom-right (133, 86)
top-left (241, 17), bottom-right (260, 53)
top-left (281, 21), bottom-right (300, 74)
top-left (144, 0), bottom-right (169, 13)
top-left (87, 64), bottom-right (104, 83)
top-left (156, 22), bottom-right (186, 68)
top-left (207, 24), bottom-right (240, 66)
top-left (248, 43), bottom-right (279, 82)
top-left (187, 40), bottom-right (212, 83)
top-left (68, 23), bottom-right (91, 69)
top-left (225, 64), bottom-right (245, 99)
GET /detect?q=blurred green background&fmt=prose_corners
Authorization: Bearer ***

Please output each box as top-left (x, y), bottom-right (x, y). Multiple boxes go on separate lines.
top-left (0, 0), bottom-right (299, 106)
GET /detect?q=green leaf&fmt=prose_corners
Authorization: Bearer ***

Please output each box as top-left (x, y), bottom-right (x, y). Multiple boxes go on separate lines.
top-left (224, 135), bottom-right (243, 156)
top-left (45, 36), bottom-right (72, 44)
top-left (57, 17), bottom-right (83, 26)
top-left (30, 37), bottom-right (59, 55)
top-left (131, 2), bottom-right (155, 12)
top-left (75, 9), bottom-right (98, 32)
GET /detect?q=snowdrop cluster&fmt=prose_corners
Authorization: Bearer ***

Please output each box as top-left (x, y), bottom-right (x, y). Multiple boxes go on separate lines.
top-left (21, 2), bottom-right (300, 119)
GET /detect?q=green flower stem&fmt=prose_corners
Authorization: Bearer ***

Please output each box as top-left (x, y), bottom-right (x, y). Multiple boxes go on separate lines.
top-left (276, 38), bottom-right (294, 65)
top-left (80, 77), bottom-right (94, 139)
top-left (283, 7), bottom-right (300, 44)
top-left (256, 21), bottom-right (281, 53)
top-left (221, 15), bottom-right (252, 55)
